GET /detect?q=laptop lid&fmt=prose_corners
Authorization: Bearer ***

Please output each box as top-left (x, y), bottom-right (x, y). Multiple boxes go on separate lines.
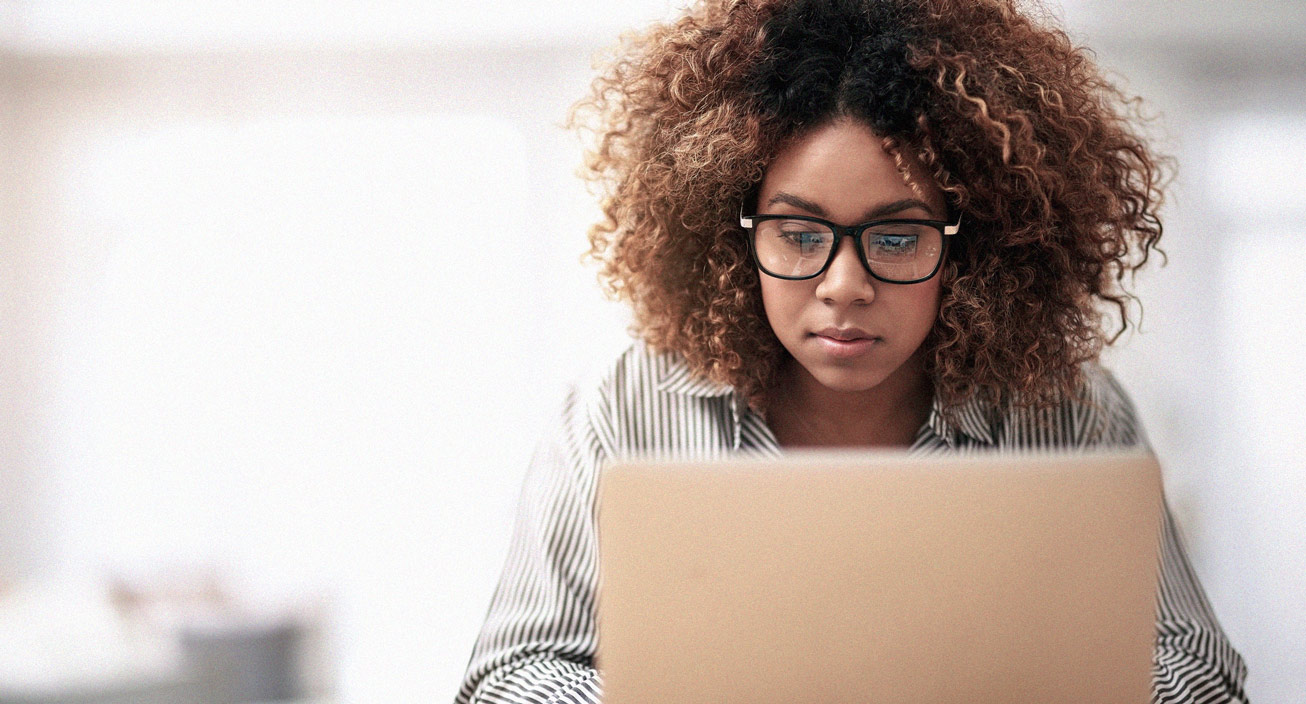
top-left (596, 450), bottom-right (1163, 704)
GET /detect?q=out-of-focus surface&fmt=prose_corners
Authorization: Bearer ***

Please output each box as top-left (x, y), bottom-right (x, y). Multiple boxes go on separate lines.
top-left (0, 1), bottom-right (1302, 702)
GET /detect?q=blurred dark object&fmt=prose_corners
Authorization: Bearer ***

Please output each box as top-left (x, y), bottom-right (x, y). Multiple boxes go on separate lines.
top-left (181, 619), bottom-right (304, 703)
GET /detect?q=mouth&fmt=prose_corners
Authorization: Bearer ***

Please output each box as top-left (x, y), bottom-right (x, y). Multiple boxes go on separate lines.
top-left (810, 328), bottom-right (883, 358)
top-left (813, 327), bottom-right (881, 342)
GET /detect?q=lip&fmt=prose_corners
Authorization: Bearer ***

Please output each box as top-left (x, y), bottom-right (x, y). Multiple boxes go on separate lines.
top-left (811, 327), bottom-right (883, 359)
top-left (815, 326), bottom-right (877, 342)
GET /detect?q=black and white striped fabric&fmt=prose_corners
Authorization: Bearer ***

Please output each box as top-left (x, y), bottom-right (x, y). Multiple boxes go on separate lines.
top-left (455, 342), bottom-right (1248, 704)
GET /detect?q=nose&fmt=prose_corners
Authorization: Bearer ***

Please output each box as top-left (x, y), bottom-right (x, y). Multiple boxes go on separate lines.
top-left (814, 237), bottom-right (876, 306)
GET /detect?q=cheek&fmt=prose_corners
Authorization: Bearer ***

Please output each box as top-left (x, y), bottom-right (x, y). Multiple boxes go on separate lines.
top-left (759, 278), bottom-right (805, 338)
top-left (872, 280), bottom-right (943, 338)
top-left (902, 280), bottom-right (943, 331)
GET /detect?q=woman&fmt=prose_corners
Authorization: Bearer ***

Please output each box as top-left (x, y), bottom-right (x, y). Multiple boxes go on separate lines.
top-left (456, 0), bottom-right (1248, 702)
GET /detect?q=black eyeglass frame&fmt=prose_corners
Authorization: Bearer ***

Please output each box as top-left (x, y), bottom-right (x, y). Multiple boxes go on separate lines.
top-left (739, 208), bottom-right (962, 284)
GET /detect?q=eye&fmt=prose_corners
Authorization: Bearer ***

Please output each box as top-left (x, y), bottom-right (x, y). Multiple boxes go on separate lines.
top-left (868, 234), bottom-right (919, 257)
top-left (769, 221), bottom-right (832, 252)
top-left (876, 234), bottom-right (917, 249)
top-left (779, 230), bottom-right (827, 246)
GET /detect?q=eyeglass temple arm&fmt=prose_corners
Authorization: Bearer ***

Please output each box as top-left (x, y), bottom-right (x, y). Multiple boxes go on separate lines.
top-left (740, 206), bottom-right (961, 236)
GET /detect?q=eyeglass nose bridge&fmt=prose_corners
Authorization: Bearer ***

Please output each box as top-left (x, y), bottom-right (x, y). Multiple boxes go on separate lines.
top-left (813, 226), bottom-right (881, 280)
top-left (818, 230), bottom-right (878, 280)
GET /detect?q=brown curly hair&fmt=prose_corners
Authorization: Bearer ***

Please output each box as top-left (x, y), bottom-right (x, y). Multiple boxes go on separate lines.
top-left (570, 0), bottom-right (1168, 414)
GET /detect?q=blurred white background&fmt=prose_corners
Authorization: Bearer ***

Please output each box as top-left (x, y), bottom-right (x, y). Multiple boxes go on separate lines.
top-left (1, 1), bottom-right (1303, 703)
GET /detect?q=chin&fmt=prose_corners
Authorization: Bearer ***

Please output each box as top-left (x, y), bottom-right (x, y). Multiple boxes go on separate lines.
top-left (804, 362), bottom-right (896, 394)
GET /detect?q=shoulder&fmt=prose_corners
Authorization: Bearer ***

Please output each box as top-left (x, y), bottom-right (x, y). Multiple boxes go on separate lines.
top-left (569, 339), bottom-right (738, 458)
top-left (1075, 362), bottom-right (1148, 449)
top-left (988, 362), bottom-right (1148, 451)
top-left (525, 344), bottom-right (669, 492)
top-left (570, 339), bottom-right (681, 417)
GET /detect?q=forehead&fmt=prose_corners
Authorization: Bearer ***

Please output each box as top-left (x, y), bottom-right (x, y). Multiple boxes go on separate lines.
top-left (759, 119), bottom-right (944, 220)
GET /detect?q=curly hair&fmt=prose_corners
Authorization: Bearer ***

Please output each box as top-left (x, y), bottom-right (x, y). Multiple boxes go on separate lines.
top-left (570, 0), bottom-right (1169, 414)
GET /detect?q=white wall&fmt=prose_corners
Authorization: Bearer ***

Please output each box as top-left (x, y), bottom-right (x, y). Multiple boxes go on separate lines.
top-left (0, 44), bottom-right (636, 702)
top-left (2, 1), bottom-right (1303, 702)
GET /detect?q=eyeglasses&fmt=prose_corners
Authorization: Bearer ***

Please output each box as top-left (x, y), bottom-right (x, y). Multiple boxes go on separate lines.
top-left (740, 209), bottom-right (961, 284)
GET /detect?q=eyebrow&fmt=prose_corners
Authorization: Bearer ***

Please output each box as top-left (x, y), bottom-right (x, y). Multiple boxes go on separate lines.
top-left (765, 192), bottom-right (939, 221)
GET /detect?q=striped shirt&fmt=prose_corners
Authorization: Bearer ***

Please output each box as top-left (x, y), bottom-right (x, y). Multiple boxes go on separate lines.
top-left (455, 341), bottom-right (1249, 704)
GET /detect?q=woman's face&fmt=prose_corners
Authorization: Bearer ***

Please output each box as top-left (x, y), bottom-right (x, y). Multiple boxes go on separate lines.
top-left (756, 118), bottom-right (948, 396)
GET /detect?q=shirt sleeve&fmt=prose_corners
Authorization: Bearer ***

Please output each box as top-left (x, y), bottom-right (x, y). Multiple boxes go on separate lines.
top-left (1152, 502), bottom-right (1250, 703)
top-left (1090, 368), bottom-right (1250, 702)
top-left (454, 387), bottom-right (605, 704)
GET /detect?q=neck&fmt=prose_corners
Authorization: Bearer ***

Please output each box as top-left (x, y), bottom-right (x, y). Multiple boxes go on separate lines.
top-left (766, 354), bottom-right (934, 449)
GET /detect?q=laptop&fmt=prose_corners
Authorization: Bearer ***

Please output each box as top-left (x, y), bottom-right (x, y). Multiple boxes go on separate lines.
top-left (596, 450), bottom-right (1163, 704)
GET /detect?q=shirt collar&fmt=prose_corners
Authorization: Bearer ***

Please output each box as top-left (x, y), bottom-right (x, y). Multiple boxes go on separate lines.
top-left (653, 354), bottom-right (736, 398)
top-left (652, 352), bottom-right (742, 450)
top-left (923, 391), bottom-right (996, 447)
top-left (654, 350), bottom-right (996, 449)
